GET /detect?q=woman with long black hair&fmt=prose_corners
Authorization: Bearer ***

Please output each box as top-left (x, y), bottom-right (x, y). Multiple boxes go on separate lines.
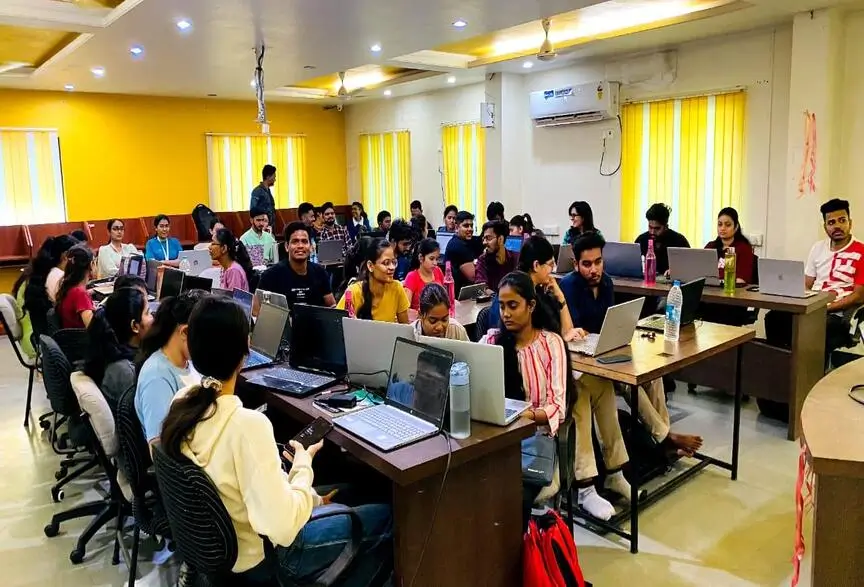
top-left (336, 237), bottom-right (409, 323)
top-left (402, 238), bottom-right (443, 311)
top-left (161, 296), bottom-right (392, 582)
top-left (563, 201), bottom-right (601, 245)
top-left (210, 228), bottom-right (254, 291)
top-left (56, 244), bottom-right (96, 329)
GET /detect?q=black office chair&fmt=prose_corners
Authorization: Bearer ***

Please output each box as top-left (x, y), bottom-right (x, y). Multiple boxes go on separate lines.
top-left (555, 416), bottom-right (577, 532)
top-left (474, 306), bottom-right (493, 340)
top-left (0, 294), bottom-right (38, 427)
top-left (115, 385), bottom-right (171, 587)
top-left (51, 327), bottom-right (89, 367)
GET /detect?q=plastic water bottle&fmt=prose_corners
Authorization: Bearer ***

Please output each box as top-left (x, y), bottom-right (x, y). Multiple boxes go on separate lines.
top-left (664, 280), bottom-right (683, 345)
top-left (178, 257), bottom-right (191, 274)
top-left (344, 289), bottom-right (355, 318)
top-left (644, 238), bottom-right (657, 285)
top-left (310, 240), bottom-right (319, 264)
top-left (448, 362), bottom-right (471, 439)
top-left (723, 247), bottom-right (736, 295)
top-left (444, 261), bottom-right (456, 318)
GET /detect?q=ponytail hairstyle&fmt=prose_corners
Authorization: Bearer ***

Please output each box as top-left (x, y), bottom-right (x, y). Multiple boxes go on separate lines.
top-left (135, 290), bottom-right (204, 373)
top-left (214, 228), bottom-right (255, 286)
top-left (357, 237), bottom-right (394, 320)
top-left (13, 235), bottom-right (72, 298)
top-left (56, 244), bottom-right (93, 309)
top-left (418, 282), bottom-right (450, 315)
top-left (509, 214), bottom-right (535, 236)
top-left (84, 287), bottom-right (147, 383)
top-left (409, 238), bottom-right (440, 271)
top-left (161, 296), bottom-right (250, 460)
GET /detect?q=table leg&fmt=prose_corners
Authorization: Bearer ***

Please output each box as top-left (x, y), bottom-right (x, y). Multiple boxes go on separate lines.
top-left (392, 443), bottom-right (522, 586)
top-left (629, 383), bottom-right (639, 554)
top-left (789, 308), bottom-right (827, 440)
top-left (732, 345), bottom-right (742, 481)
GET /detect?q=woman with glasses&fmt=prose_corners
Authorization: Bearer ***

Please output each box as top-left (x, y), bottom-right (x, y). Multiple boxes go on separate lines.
top-left (97, 219), bottom-right (139, 278)
top-left (337, 237), bottom-right (409, 323)
top-left (562, 201), bottom-right (601, 245)
top-left (144, 214), bottom-right (182, 264)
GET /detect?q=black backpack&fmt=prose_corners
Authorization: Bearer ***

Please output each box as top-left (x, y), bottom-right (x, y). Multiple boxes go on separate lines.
top-left (592, 408), bottom-right (670, 488)
top-left (191, 204), bottom-right (218, 241)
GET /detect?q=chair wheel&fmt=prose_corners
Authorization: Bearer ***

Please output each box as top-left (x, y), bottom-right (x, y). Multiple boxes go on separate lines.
top-left (69, 548), bottom-right (85, 564)
top-left (55, 468), bottom-right (67, 481)
top-left (51, 487), bottom-right (64, 502)
top-left (44, 523), bottom-right (59, 538)
top-left (39, 420), bottom-right (51, 430)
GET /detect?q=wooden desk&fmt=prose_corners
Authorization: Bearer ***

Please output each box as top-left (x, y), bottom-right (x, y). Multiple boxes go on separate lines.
top-left (570, 322), bottom-right (755, 553)
top-left (611, 277), bottom-right (830, 440)
top-left (801, 358), bottom-right (864, 587)
top-left (253, 385), bottom-right (534, 587)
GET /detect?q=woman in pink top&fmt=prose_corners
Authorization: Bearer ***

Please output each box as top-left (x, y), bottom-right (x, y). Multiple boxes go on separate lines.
top-left (402, 238), bottom-right (444, 310)
top-left (210, 229), bottom-right (254, 291)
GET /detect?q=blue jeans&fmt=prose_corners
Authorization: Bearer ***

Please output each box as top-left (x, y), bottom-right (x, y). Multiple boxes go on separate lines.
top-left (278, 503), bottom-right (392, 586)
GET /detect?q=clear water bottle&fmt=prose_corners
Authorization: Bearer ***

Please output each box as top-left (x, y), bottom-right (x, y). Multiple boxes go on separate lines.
top-left (443, 261), bottom-right (456, 318)
top-left (310, 240), bottom-right (319, 264)
top-left (644, 238), bottom-right (657, 285)
top-left (664, 280), bottom-right (683, 345)
top-left (448, 362), bottom-right (471, 439)
top-left (178, 257), bottom-right (191, 274)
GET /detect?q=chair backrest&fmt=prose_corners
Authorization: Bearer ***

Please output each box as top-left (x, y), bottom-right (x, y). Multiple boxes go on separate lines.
top-left (752, 254), bottom-right (760, 286)
top-left (39, 335), bottom-right (78, 416)
top-left (45, 308), bottom-right (61, 336)
top-left (70, 371), bottom-right (118, 457)
top-left (0, 293), bottom-right (23, 341)
top-left (152, 445), bottom-right (239, 576)
top-left (115, 385), bottom-right (155, 500)
top-left (51, 328), bottom-right (89, 366)
top-left (474, 305), bottom-right (492, 340)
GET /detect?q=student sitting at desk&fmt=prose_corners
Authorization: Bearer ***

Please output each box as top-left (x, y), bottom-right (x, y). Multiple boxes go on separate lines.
top-left (563, 201), bottom-right (601, 246)
top-left (97, 219), bottom-right (139, 278)
top-left (144, 214), bottom-right (182, 263)
top-left (240, 206), bottom-right (277, 266)
top-left (161, 296), bottom-right (393, 582)
top-left (258, 222), bottom-right (335, 309)
top-left (444, 211), bottom-right (479, 294)
top-left (56, 245), bottom-right (96, 329)
top-left (439, 205), bottom-right (458, 234)
top-left (135, 290), bottom-right (203, 447)
top-left (46, 234), bottom-right (79, 302)
top-left (634, 203), bottom-right (690, 276)
top-left (84, 286), bottom-right (153, 412)
top-left (210, 229), bottom-right (253, 292)
top-left (509, 214), bottom-right (535, 237)
top-left (701, 207), bottom-right (756, 326)
top-left (476, 221), bottom-right (518, 293)
top-left (411, 283), bottom-right (469, 341)
top-left (403, 239), bottom-right (443, 311)
top-left (560, 232), bottom-right (703, 520)
top-left (388, 219), bottom-right (414, 281)
top-left (337, 238), bottom-right (409, 323)
top-left (376, 210), bottom-right (392, 234)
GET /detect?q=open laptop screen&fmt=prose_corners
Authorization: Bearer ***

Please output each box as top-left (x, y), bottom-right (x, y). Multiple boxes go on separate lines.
top-left (160, 268), bottom-right (184, 299)
top-left (436, 232), bottom-right (454, 254)
top-left (251, 303), bottom-right (290, 357)
top-left (290, 304), bottom-right (348, 377)
top-left (386, 337), bottom-right (453, 427)
top-left (232, 289), bottom-right (254, 322)
top-left (505, 235), bottom-right (524, 254)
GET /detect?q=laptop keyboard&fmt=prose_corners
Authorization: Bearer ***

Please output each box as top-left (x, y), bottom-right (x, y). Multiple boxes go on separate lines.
top-left (640, 316), bottom-right (665, 331)
top-left (354, 408), bottom-right (426, 443)
top-left (569, 333), bottom-right (600, 355)
top-left (245, 351), bottom-right (271, 369)
top-left (267, 367), bottom-right (335, 389)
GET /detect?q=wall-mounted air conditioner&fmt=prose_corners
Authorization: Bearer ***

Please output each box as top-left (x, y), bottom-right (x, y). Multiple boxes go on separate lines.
top-left (529, 81), bottom-right (620, 127)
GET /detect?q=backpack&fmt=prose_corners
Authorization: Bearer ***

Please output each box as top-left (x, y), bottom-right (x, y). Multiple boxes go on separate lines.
top-left (191, 204), bottom-right (218, 242)
top-left (523, 510), bottom-right (588, 587)
top-left (617, 408), bottom-right (670, 485)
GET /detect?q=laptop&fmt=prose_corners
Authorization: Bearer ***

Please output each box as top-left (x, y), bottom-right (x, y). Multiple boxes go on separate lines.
top-left (568, 297), bottom-right (645, 357)
top-left (457, 283), bottom-right (487, 301)
top-left (418, 335), bottom-right (530, 426)
top-left (334, 337), bottom-right (454, 452)
top-left (159, 268), bottom-right (184, 299)
top-left (342, 318), bottom-right (415, 390)
top-left (232, 289), bottom-right (254, 322)
top-left (436, 232), bottom-right (454, 255)
top-left (211, 287), bottom-right (233, 298)
top-left (255, 289), bottom-right (290, 311)
top-left (505, 235), bottom-right (524, 255)
top-left (555, 244), bottom-right (575, 274)
top-left (145, 260), bottom-right (161, 294)
top-left (604, 242), bottom-right (643, 279)
top-left (243, 302), bottom-right (290, 370)
top-left (178, 249), bottom-right (213, 276)
top-left (638, 278), bottom-right (706, 332)
top-left (181, 274), bottom-right (213, 294)
top-left (318, 239), bottom-right (343, 265)
top-left (668, 248), bottom-right (723, 287)
top-left (758, 259), bottom-right (817, 298)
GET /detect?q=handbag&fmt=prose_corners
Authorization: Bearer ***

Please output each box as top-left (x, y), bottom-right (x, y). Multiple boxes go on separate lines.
top-left (521, 432), bottom-right (557, 488)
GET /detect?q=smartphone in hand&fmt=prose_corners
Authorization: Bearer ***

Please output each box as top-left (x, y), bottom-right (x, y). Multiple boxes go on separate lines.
top-left (282, 417), bottom-right (334, 457)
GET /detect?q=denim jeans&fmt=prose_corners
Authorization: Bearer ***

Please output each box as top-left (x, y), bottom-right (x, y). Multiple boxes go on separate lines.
top-left (277, 503), bottom-right (393, 586)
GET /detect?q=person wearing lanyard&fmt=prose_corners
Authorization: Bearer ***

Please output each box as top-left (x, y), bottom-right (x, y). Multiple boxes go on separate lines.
top-left (144, 214), bottom-right (182, 264)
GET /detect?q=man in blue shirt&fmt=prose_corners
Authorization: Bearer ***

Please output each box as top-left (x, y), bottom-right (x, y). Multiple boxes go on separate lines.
top-left (250, 164), bottom-right (277, 227)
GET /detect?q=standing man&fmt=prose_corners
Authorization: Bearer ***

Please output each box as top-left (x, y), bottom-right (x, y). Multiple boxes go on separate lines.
top-left (634, 203), bottom-right (690, 276)
top-left (240, 206), bottom-right (277, 266)
top-left (376, 210), bottom-right (392, 234)
top-left (250, 164), bottom-right (277, 227)
top-left (258, 222), bottom-right (335, 309)
top-left (444, 211), bottom-right (479, 294)
top-left (318, 201), bottom-right (350, 256)
top-left (475, 220), bottom-right (517, 292)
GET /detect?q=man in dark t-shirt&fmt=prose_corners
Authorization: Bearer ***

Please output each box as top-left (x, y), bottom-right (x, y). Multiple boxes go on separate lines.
top-left (258, 222), bottom-right (336, 309)
top-left (444, 211), bottom-right (479, 294)
top-left (634, 203), bottom-right (690, 275)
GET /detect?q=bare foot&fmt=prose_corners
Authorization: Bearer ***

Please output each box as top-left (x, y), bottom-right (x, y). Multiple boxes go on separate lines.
top-left (667, 432), bottom-right (703, 456)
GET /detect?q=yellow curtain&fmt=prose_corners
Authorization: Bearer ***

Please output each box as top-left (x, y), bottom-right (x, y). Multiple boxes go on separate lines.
top-left (442, 123), bottom-right (486, 218)
top-left (359, 131), bottom-right (411, 219)
top-left (0, 130), bottom-right (66, 225)
top-left (206, 134), bottom-right (306, 213)
top-left (619, 91), bottom-right (746, 247)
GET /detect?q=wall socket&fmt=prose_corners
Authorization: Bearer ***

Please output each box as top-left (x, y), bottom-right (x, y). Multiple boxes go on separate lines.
top-left (750, 233), bottom-right (764, 247)
top-left (602, 129), bottom-right (614, 140)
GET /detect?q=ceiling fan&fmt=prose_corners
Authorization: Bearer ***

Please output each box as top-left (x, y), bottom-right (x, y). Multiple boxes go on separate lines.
top-left (537, 18), bottom-right (557, 62)
top-left (323, 71), bottom-right (366, 110)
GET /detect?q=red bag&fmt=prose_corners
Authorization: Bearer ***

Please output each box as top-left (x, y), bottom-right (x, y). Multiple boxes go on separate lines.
top-left (523, 510), bottom-right (586, 587)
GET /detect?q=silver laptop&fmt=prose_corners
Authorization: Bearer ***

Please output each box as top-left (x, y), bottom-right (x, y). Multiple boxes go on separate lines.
top-left (568, 297), bottom-right (645, 357)
top-left (458, 283), bottom-right (487, 301)
top-left (318, 239), bottom-right (343, 265)
top-left (668, 248), bottom-right (722, 286)
top-left (437, 232), bottom-right (454, 255)
top-left (342, 318), bottom-right (415, 390)
top-left (556, 244), bottom-right (575, 274)
top-left (758, 259), bottom-right (817, 298)
top-left (242, 302), bottom-right (290, 371)
top-left (604, 242), bottom-right (643, 279)
top-left (335, 337), bottom-right (454, 452)
top-left (178, 249), bottom-right (213, 276)
top-left (418, 335), bottom-right (530, 426)
top-left (255, 289), bottom-right (289, 310)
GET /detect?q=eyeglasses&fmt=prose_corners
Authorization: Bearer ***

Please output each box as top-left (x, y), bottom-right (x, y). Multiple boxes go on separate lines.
top-left (481, 234), bottom-right (497, 242)
top-left (111, 226), bottom-right (125, 231)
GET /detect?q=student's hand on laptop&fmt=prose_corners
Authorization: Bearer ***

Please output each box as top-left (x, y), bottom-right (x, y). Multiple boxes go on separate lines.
top-left (564, 328), bottom-right (589, 342)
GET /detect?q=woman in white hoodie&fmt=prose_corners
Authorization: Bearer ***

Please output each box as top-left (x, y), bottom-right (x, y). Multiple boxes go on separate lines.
top-left (160, 295), bottom-right (392, 583)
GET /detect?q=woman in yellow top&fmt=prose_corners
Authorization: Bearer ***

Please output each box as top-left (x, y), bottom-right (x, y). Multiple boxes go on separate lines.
top-left (337, 238), bottom-right (409, 323)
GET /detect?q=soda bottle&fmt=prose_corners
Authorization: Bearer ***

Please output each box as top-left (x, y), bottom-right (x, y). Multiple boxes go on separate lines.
top-left (723, 247), bottom-right (736, 295)
top-left (344, 289), bottom-right (355, 318)
top-left (644, 239), bottom-right (657, 285)
top-left (444, 261), bottom-right (456, 318)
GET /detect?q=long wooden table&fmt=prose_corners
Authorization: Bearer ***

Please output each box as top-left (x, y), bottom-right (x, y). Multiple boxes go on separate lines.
top-left (570, 322), bottom-right (755, 553)
top-left (611, 277), bottom-right (831, 440)
top-left (801, 358), bottom-right (864, 587)
top-left (242, 379), bottom-right (533, 587)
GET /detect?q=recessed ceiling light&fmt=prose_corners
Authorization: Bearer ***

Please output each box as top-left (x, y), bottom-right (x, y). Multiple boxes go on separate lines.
top-left (91, 67), bottom-right (105, 78)
top-left (452, 19), bottom-right (468, 28)
top-left (129, 45), bottom-right (143, 56)
top-left (370, 43), bottom-right (382, 53)
top-left (384, 89), bottom-right (392, 97)
top-left (176, 18), bottom-right (192, 31)
top-left (523, 61), bottom-right (534, 69)
top-left (64, 84), bottom-right (74, 92)
top-left (447, 76), bottom-right (456, 84)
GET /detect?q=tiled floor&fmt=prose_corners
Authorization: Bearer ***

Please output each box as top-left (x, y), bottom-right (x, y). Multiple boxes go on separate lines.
top-left (0, 344), bottom-right (812, 586)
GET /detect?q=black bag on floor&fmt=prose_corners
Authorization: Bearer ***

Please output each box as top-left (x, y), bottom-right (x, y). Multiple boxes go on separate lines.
top-left (592, 409), bottom-right (670, 488)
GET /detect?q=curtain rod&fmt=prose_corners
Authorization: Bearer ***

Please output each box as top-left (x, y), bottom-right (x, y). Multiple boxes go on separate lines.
top-left (358, 129), bottom-right (409, 136)
top-left (0, 127), bottom-right (59, 132)
top-left (205, 132), bottom-right (306, 137)
top-left (622, 85), bottom-right (746, 105)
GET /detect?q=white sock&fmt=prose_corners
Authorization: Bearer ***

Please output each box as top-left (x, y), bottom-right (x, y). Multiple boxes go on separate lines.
top-left (577, 486), bottom-right (615, 521)
top-left (604, 471), bottom-right (632, 502)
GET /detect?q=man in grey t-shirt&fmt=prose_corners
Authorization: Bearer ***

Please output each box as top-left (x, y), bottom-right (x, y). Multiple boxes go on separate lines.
top-left (250, 164), bottom-right (277, 227)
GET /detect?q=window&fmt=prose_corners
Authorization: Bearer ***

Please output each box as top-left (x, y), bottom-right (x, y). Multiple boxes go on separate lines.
top-left (620, 91), bottom-right (746, 246)
top-left (0, 129), bottom-right (66, 226)
top-left (206, 134), bottom-right (306, 212)
top-left (359, 131), bottom-right (411, 219)
top-left (442, 122), bottom-right (486, 219)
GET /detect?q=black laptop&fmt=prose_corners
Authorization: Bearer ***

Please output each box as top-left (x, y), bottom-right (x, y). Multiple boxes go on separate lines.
top-left (637, 278), bottom-right (706, 332)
